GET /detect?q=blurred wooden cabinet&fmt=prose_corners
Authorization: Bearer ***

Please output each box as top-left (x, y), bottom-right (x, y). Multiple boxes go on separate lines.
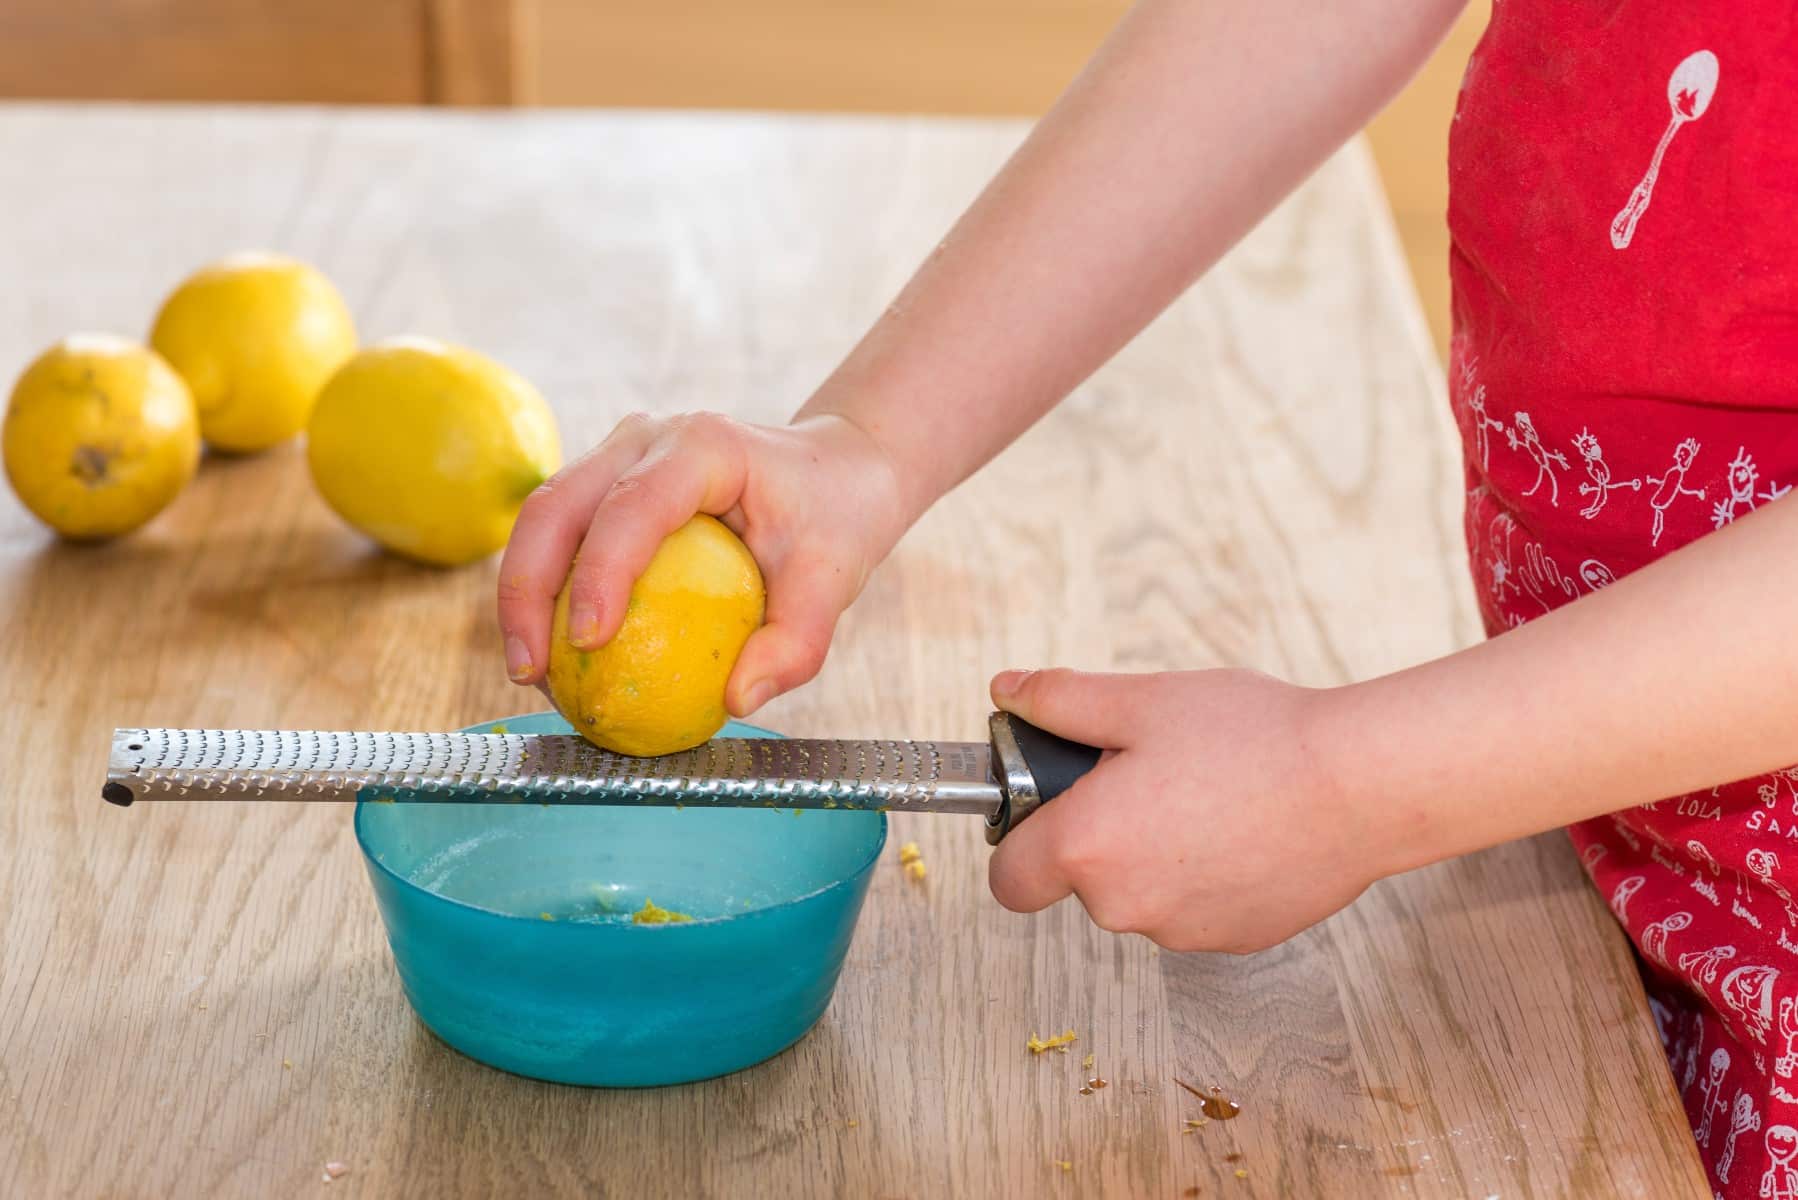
top-left (530, 0), bottom-right (1127, 114)
top-left (0, 0), bottom-right (528, 105)
top-left (0, 0), bottom-right (1126, 113)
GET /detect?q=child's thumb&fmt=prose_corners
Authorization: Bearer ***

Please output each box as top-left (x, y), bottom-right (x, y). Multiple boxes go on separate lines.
top-left (989, 667), bottom-right (1138, 749)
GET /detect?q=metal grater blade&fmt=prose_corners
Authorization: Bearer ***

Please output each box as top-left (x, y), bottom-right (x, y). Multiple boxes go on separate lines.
top-left (104, 728), bottom-right (1003, 816)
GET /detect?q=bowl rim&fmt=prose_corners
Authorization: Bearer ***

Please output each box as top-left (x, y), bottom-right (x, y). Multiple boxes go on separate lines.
top-left (353, 711), bottom-right (890, 929)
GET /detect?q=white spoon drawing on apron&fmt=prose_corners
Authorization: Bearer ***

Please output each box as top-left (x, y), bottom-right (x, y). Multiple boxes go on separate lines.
top-left (1610, 49), bottom-right (1718, 249)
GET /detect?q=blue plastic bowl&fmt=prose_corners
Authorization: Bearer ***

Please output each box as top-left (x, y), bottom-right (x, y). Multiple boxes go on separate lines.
top-left (355, 712), bottom-right (886, 1086)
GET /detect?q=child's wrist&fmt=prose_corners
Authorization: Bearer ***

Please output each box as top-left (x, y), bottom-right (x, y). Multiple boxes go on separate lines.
top-left (1302, 677), bottom-right (1451, 881)
top-left (794, 403), bottom-right (928, 531)
top-left (788, 410), bottom-right (914, 556)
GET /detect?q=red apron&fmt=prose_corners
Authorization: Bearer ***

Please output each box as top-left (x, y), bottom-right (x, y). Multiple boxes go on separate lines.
top-left (1449, 3), bottom-right (1798, 1192)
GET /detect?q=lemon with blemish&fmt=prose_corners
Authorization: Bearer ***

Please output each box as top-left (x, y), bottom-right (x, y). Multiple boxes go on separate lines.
top-left (548, 515), bottom-right (764, 756)
top-left (306, 337), bottom-right (561, 566)
top-left (3, 335), bottom-right (200, 539)
top-left (149, 253), bottom-right (356, 452)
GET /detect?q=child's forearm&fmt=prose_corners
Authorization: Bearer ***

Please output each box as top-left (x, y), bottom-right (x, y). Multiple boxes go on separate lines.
top-left (799, 0), bottom-right (1468, 524)
top-left (1332, 497), bottom-right (1798, 874)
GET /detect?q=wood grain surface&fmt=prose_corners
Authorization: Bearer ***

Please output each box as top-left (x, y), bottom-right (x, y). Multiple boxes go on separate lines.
top-left (0, 105), bottom-right (1706, 1198)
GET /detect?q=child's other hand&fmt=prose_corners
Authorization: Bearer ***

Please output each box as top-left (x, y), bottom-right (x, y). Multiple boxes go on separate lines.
top-left (497, 412), bottom-right (905, 716)
top-left (986, 667), bottom-right (1385, 953)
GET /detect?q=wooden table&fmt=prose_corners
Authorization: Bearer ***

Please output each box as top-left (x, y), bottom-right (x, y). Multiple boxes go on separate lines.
top-left (0, 105), bottom-right (1707, 1197)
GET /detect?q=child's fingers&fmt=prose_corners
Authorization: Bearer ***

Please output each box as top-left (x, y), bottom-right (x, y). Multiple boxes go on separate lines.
top-left (988, 667), bottom-right (1142, 749)
top-left (565, 414), bottom-right (750, 650)
top-left (496, 416), bottom-right (658, 683)
top-left (989, 767), bottom-right (1152, 932)
top-left (985, 668), bottom-right (1145, 918)
top-left (725, 554), bottom-right (847, 715)
top-left (986, 784), bottom-right (1084, 913)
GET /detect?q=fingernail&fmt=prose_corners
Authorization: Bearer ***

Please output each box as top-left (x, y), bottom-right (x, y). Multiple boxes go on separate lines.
top-left (740, 679), bottom-right (775, 713)
top-left (570, 611), bottom-right (601, 648)
top-left (504, 637), bottom-right (533, 682)
top-left (991, 670), bottom-right (1027, 700)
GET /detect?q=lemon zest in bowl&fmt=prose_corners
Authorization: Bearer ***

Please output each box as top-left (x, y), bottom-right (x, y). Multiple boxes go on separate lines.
top-left (632, 898), bottom-right (694, 925)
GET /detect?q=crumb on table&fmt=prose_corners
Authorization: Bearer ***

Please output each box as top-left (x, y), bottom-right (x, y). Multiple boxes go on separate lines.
top-left (322, 1161), bottom-right (349, 1182)
top-left (1028, 1029), bottom-right (1078, 1055)
top-left (1053, 1160), bottom-right (1072, 1173)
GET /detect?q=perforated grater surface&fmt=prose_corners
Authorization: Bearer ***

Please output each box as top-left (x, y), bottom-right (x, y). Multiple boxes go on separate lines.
top-left (104, 712), bottom-right (1103, 844)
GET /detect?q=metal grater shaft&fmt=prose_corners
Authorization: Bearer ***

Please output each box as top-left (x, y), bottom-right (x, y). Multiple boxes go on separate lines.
top-left (103, 728), bottom-right (1003, 816)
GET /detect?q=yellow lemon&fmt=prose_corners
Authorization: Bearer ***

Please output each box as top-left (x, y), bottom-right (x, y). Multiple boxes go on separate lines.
top-left (3, 335), bottom-right (200, 539)
top-left (150, 252), bottom-right (356, 452)
top-left (307, 337), bottom-right (561, 566)
top-left (548, 515), bottom-right (765, 756)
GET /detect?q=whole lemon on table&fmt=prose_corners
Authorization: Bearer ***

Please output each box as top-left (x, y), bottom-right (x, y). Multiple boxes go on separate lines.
top-left (3, 335), bottom-right (200, 539)
top-left (149, 252), bottom-right (356, 452)
top-left (307, 337), bottom-right (561, 566)
top-left (549, 515), bottom-right (765, 756)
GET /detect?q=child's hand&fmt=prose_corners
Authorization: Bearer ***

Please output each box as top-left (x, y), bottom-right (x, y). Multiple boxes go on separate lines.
top-left (986, 667), bottom-right (1386, 952)
top-left (497, 412), bottom-right (905, 716)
